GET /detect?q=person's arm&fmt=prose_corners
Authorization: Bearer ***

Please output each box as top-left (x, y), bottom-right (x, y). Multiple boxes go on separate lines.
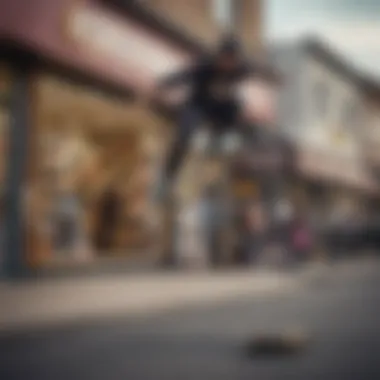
top-left (158, 55), bottom-right (209, 90)
top-left (158, 66), bottom-right (195, 89)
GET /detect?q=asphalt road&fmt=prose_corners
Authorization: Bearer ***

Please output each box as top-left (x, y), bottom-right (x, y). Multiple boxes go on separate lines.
top-left (1, 258), bottom-right (380, 380)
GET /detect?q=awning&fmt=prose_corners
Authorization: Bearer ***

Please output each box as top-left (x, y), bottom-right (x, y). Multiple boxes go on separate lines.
top-left (296, 145), bottom-right (377, 195)
top-left (0, 0), bottom-right (277, 124)
top-left (0, 0), bottom-right (190, 94)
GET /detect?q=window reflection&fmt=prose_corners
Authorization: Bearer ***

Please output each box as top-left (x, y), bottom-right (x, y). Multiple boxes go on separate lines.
top-left (28, 74), bottom-right (165, 265)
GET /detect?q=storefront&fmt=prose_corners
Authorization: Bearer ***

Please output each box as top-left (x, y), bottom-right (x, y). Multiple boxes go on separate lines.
top-left (0, 0), bottom-right (195, 276)
top-left (0, 0), bottom-right (272, 275)
top-left (228, 123), bottom-right (295, 264)
top-left (26, 73), bottom-right (172, 268)
top-left (294, 146), bottom-right (376, 228)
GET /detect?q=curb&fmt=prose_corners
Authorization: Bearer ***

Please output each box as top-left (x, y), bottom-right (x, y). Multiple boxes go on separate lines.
top-left (0, 273), bottom-right (298, 335)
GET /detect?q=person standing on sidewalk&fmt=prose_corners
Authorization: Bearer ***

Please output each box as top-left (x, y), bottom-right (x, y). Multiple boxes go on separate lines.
top-left (291, 216), bottom-right (313, 264)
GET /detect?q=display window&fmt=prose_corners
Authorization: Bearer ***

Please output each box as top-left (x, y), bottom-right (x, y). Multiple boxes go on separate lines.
top-left (27, 73), bottom-right (166, 266)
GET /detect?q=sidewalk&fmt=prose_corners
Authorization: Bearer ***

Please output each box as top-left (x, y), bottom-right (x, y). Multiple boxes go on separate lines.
top-left (0, 269), bottom-right (299, 333)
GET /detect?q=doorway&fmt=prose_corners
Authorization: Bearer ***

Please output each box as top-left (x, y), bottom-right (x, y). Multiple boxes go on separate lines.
top-left (28, 73), bottom-right (167, 265)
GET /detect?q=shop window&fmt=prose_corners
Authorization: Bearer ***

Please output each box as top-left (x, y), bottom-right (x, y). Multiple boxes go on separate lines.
top-left (29, 74), bottom-right (165, 266)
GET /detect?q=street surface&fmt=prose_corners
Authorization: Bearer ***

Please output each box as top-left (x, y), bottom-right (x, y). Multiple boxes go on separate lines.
top-left (1, 258), bottom-right (380, 380)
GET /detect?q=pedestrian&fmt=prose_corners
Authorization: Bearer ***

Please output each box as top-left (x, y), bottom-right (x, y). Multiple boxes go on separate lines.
top-left (291, 217), bottom-right (313, 264)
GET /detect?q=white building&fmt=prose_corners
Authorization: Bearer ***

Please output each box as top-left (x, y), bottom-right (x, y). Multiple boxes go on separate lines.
top-left (270, 38), bottom-right (377, 226)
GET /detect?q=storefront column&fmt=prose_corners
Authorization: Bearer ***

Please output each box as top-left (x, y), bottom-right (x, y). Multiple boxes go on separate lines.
top-left (3, 66), bottom-right (31, 278)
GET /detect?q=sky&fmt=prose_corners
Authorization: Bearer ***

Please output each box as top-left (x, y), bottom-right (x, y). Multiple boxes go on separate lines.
top-left (265, 0), bottom-right (380, 77)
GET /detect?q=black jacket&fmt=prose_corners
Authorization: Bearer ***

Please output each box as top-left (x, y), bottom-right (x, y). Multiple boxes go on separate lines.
top-left (159, 55), bottom-right (277, 121)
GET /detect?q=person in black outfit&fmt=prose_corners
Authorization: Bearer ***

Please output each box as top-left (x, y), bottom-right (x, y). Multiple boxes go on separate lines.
top-left (154, 35), bottom-right (280, 199)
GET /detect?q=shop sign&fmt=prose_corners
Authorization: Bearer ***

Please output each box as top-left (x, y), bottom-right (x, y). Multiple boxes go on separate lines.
top-left (66, 4), bottom-right (188, 77)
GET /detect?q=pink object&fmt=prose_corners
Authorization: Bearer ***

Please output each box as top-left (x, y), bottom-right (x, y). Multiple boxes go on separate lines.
top-left (293, 228), bottom-right (311, 250)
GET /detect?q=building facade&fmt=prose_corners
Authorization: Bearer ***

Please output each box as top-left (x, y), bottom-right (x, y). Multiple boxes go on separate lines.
top-left (0, 0), bottom-right (264, 277)
top-left (271, 39), bottom-right (377, 228)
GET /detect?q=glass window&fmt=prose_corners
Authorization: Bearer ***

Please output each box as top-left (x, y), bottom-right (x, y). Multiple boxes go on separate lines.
top-left (30, 74), bottom-right (165, 266)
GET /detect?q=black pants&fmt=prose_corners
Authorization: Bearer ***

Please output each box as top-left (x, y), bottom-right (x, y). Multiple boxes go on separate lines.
top-left (164, 103), bottom-right (240, 181)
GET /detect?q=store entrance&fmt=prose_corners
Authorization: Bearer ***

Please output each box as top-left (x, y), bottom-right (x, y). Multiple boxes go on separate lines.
top-left (29, 73), bottom-right (166, 266)
top-left (85, 129), bottom-right (141, 254)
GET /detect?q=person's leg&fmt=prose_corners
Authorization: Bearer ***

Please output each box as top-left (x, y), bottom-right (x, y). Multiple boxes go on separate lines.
top-left (204, 108), bottom-right (240, 267)
top-left (155, 105), bottom-right (203, 201)
top-left (157, 106), bottom-right (203, 267)
top-left (166, 108), bottom-right (203, 178)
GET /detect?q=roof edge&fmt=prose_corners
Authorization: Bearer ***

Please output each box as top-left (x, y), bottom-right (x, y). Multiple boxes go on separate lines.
top-left (101, 0), bottom-right (207, 55)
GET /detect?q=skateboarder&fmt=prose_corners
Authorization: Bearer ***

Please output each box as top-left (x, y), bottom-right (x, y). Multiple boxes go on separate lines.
top-left (153, 34), bottom-right (280, 201)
